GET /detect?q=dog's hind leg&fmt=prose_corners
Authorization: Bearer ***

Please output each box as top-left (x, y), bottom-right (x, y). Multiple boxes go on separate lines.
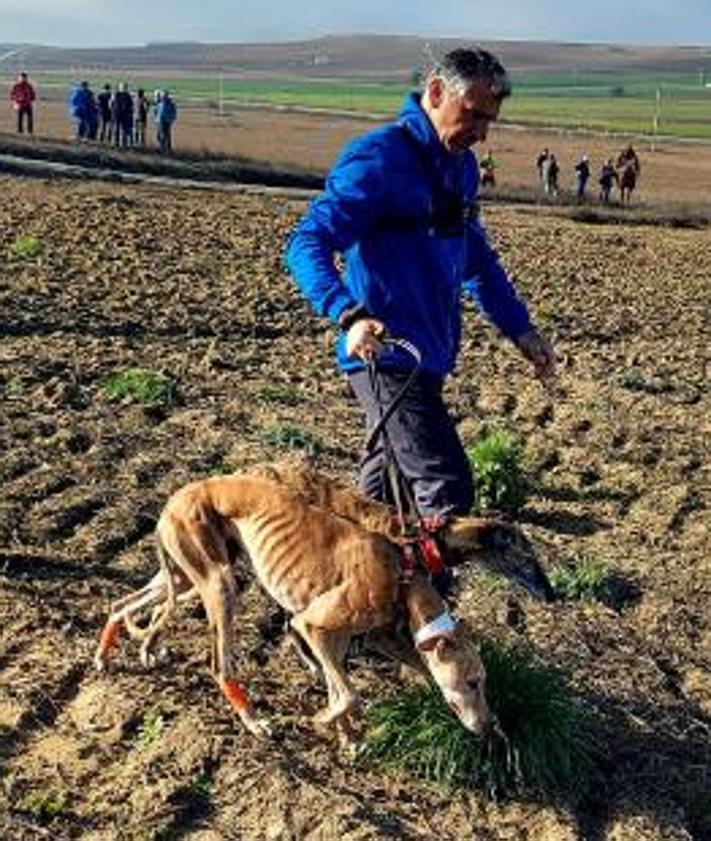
top-left (127, 582), bottom-right (199, 667)
top-left (94, 571), bottom-right (169, 670)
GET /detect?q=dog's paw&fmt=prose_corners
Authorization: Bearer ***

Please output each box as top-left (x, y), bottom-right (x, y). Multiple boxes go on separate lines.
top-left (140, 646), bottom-right (169, 669)
top-left (244, 716), bottom-right (273, 739)
top-left (93, 653), bottom-right (107, 672)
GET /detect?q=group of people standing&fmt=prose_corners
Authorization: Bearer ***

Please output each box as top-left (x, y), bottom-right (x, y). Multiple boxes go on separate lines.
top-left (68, 81), bottom-right (178, 154)
top-left (536, 145), bottom-right (641, 204)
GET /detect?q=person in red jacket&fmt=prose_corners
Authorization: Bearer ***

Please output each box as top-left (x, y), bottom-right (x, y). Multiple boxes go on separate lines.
top-left (10, 72), bottom-right (36, 134)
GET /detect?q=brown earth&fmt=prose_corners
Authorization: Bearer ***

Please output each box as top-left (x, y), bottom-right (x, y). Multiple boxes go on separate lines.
top-left (0, 167), bottom-right (709, 841)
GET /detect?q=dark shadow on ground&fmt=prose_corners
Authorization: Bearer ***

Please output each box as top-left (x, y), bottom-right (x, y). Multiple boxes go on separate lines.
top-left (518, 508), bottom-right (611, 536)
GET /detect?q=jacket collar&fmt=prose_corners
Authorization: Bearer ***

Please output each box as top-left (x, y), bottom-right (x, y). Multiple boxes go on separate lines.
top-left (398, 92), bottom-right (442, 159)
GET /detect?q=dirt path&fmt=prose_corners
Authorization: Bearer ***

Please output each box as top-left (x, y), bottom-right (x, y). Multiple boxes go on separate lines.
top-left (0, 175), bottom-right (708, 840)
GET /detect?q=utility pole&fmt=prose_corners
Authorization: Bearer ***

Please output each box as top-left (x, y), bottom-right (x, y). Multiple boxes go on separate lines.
top-left (651, 85), bottom-right (661, 151)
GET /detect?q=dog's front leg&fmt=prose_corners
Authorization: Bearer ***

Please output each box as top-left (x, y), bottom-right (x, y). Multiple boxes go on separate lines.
top-left (291, 592), bottom-right (359, 734)
top-left (202, 565), bottom-right (271, 739)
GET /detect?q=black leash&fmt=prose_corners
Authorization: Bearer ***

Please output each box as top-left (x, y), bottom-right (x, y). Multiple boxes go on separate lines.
top-left (365, 338), bottom-right (422, 534)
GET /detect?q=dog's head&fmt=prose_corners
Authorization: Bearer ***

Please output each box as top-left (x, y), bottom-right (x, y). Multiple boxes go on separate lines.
top-left (439, 516), bottom-right (555, 602)
top-left (416, 619), bottom-right (490, 735)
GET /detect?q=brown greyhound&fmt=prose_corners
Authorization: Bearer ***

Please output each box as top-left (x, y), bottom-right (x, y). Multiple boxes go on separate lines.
top-left (95, 472), bottom-right (491, 741)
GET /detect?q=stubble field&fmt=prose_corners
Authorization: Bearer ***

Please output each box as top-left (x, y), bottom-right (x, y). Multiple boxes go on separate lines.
top-left (0, 172), bottom-right (709, 841)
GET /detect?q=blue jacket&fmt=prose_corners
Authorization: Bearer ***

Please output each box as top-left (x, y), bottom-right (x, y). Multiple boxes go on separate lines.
top-left (285, 93), bottom-right (532, 377)
top-left (155, 97), bottom-right (177, 125)
top-left (68, 86), bottom-right (97, 120)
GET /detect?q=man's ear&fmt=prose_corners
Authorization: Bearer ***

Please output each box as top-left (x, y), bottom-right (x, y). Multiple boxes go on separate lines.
top-left (427, 76), bottom-right (445, 108)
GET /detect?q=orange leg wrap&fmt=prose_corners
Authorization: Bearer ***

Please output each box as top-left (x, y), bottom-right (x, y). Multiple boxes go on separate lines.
top-left (98, 620), bottom-right (122, 657)
top-left (221, 678), bottom-right (252, 713)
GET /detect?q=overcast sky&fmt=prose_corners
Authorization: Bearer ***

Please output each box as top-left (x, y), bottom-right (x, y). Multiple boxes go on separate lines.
top-left (0, 0), bottom-right (709, 48)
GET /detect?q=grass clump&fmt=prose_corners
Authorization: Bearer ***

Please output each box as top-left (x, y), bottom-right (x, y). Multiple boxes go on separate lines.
top-left (617, 367), bottom-right (671, 395)
top-left (261, 424), bottom-right (321, 455)
top-left (103, 368), bottom-right (177, 405)
top-left (12, 235), bottom-right (43, 259)
top-left (213, 459), bottom-right (236, 475)
top-left (468, 428), bottom-right (528, 513)
top-left (187, 772), bottom-right (214, 802)
top-left (257, 384), bottom-right (305, 406)
top-left (550, 558), bottom-right (613, 602)
top-left (361, 639), bottom-right (596, 800)
top-left (17, 789), bottom-right (69, 818)
top-left (1, 377), bottom-right (26, 397)
top-left (135, 707), bottom-right (165, 748)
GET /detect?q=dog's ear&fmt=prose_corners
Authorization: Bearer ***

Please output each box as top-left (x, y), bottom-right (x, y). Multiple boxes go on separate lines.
top-left (417, 633), bottom-right (455, 656)
top-left (441, 516), bottom-right (515, 560)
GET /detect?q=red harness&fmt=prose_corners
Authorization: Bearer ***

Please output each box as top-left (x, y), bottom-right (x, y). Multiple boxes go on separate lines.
top-left (399, 515), bottom-right (447, 583)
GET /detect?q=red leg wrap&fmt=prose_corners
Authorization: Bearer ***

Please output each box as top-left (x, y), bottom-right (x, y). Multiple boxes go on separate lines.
top-left (221, 678), bottom-right (252, 713)
top-left (98, 620), bottom-right (122, 656)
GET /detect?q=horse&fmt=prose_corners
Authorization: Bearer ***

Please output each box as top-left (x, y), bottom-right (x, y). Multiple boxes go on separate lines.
top-left (618, 162), bottom-right (638, 204)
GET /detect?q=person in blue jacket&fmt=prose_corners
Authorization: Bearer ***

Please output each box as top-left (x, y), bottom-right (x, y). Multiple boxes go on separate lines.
top-left (69, 80), bottom-right (98, 141)
top-left (154, 89), bottom-right (177, 154)
top-left (285, 47), bottom-right (555, 520)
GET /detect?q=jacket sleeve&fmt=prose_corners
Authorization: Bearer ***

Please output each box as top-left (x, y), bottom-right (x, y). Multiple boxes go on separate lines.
top-left (462, 217), bottom-right (532, 340)
top-left (285, 140), bottom-right (389, 325)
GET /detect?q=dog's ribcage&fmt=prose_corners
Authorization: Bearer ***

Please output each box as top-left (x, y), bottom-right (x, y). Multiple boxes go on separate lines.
top-left (236, 508), bottom-right (340, 614)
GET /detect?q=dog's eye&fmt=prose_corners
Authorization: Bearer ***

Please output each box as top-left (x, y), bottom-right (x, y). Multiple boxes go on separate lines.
top-left (467, 678), bottom-right (479, 691)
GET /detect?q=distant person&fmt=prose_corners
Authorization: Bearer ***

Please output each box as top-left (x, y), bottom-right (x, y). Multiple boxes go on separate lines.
top-left (616, 144), bottom-right (640, 205)
top-left (154, 89), bottom-right (177, 154)
top-left (574, 154), bottom-right (590, 202)
top-left (599, 158), bottom-right (618, 203)
top-left (10, 71), bottom-right (36, 134)
top-left (542, 152), bottom-right (559, 196)
top-left (536, 147), bottom-right (549, 188)
top-left (134, 88), bottom-right (149, 147)
top-left (69, 81), bottom-right (98, 141)
top-left (480, 149), bottom-right (497, 187)
top-left (112, 82), bottom-right (134, 148)
top-left (97, 83), bottom-right (113, 143)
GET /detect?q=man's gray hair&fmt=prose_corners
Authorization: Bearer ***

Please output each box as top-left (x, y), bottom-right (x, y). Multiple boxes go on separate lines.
top-left (429, 47), bottom-right (511, 100)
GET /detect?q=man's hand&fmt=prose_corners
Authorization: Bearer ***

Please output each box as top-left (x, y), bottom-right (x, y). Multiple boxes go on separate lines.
top-left (346, 318), bottom-right (387, 362)
top-left (516, 328), bottom-right (556, 381)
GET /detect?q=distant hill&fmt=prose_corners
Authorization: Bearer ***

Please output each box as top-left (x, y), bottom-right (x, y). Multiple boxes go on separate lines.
top-left (3, 35), bottom-right (711, 80)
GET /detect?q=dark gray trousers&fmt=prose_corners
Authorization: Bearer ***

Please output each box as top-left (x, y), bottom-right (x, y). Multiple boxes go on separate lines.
top-left (348, 368), bottom-right (473, 518)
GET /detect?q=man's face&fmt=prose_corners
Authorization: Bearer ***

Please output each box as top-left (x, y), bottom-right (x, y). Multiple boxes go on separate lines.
top-left (427, 76), bottom-right (502, 153)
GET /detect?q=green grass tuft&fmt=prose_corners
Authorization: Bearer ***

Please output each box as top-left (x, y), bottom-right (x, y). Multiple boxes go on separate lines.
top-left (187, 772), bottom-right (214, 801)
top-left (468, 428), bottom-right (529, 513)
top-left (361, 639), bottom-right (597, 801)
top-left (17, 789), bottom-right (69, 818)
top-left (261, 424), bottom-right (321, 454)
top-left (135, 707), bottom-right (165, 748)
top-left (213, 459), bottom-right (236, 475)
top-left (103, 368), bottom-right (177, 405)
top-left (12, 235), bottom-right (43, 259)
top-left (257, 384), bottom-right (305, 406)
top-left (550, 558), bottom-right (613, 602)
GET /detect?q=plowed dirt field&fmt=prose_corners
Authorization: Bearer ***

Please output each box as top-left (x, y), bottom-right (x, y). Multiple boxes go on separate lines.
top-left (0, 175), bottom-right (708, 840)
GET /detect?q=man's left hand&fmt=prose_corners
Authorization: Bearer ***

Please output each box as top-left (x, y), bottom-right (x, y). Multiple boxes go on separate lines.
top-left (516, 329), bottom-right (556, 381)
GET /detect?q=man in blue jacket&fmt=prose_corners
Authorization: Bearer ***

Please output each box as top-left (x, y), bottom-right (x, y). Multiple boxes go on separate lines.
top-left (285, 47), bottom-right (555, 520)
